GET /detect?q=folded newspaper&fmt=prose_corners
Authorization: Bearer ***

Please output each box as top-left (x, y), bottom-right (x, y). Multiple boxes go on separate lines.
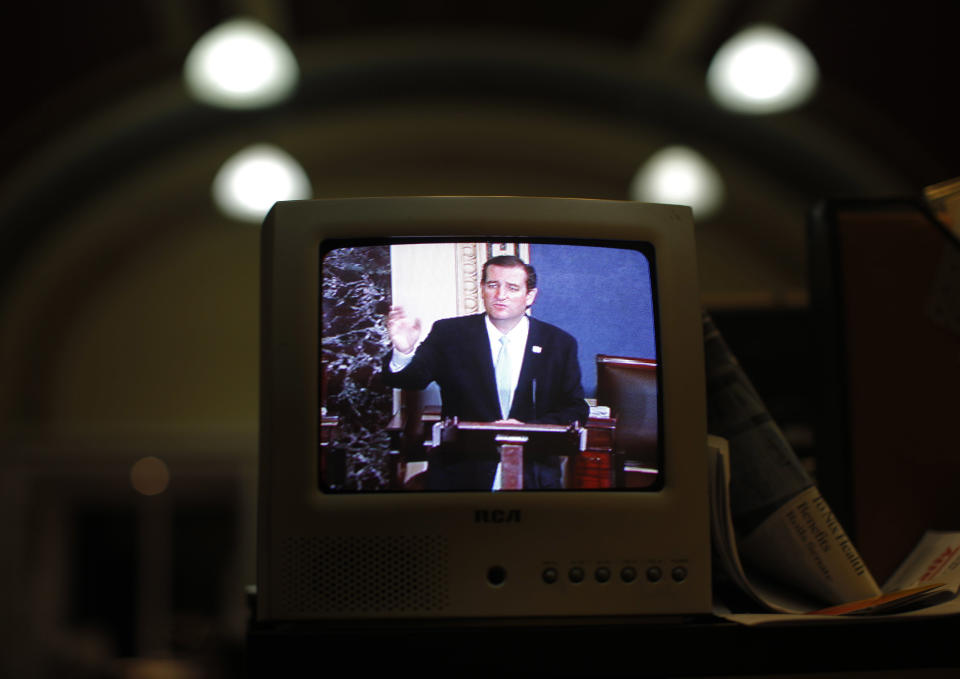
top-left (703, 313), bottom-right (960, 620)
top-left (710, 436), bottom-right (960, 620)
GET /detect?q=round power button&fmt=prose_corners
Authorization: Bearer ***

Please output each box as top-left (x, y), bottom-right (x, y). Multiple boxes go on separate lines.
top-left (487, 566), bottom-right (507, 586)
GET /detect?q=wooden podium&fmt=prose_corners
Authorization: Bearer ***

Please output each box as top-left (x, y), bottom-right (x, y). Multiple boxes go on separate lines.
top-left (436, 418), bottom-right (585, 489)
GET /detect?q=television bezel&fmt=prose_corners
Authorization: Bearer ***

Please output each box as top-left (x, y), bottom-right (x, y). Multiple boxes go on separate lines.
top-left (258, 196), bottom-right (711, 620)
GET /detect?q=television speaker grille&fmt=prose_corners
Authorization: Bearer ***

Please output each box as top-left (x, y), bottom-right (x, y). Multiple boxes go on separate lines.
top-left (277, 535), bottom-right (451, 615)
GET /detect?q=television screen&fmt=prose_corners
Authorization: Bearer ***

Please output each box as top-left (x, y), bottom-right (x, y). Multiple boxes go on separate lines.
top-left (319, 239), bottom-right (661, 493)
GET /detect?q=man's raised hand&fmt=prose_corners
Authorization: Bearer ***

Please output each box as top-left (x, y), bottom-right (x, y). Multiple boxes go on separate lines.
top-left (386, 306), bottom-right (421, 354)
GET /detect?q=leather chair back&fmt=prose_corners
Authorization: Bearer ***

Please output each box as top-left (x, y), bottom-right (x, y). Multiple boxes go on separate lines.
top-left (595, 355), bottom-right (658, 469)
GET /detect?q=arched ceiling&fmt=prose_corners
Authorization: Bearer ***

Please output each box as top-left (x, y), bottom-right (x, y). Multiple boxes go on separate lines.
top-left (2, 0), bottom-right (957, 293)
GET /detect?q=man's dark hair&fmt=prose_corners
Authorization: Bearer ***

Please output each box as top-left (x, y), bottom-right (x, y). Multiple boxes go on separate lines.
top-left (481, 255), bottom-right (537, 290)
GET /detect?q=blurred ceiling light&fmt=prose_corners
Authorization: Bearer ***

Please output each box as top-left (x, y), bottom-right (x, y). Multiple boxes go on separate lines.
top-left (184, 18), bottom-right (299, 109)
top-left (130, 456), bottom-right (170, 496)
top-left (212, 144), bottom-right (312, 223)
top-left (630, 146), bottom-right (725, 221)
top-left (707, 24), bottom-right (818, 114)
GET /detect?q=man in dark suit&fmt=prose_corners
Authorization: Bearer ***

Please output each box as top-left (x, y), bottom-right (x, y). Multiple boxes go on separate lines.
top-left (382, 255), bottom-right (589, 490)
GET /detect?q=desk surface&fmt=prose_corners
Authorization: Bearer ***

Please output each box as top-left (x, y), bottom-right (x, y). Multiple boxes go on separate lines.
top-left (246, 609), bottom-right (960, 677)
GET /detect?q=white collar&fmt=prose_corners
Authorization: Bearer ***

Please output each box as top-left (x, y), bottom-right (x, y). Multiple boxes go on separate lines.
top-left (484, 314), bottom-right (529, 343)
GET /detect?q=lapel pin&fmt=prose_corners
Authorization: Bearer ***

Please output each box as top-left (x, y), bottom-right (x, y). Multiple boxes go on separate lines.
top-left (532, 345), bottom-right (542, 353)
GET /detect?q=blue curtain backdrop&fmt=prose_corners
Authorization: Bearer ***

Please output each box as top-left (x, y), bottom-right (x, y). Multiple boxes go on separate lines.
top-left (528, 243), bottom-right (656, 398)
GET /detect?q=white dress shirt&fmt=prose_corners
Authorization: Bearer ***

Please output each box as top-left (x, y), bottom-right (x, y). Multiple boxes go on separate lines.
top-left (485, 314), bottom-right (528, 414)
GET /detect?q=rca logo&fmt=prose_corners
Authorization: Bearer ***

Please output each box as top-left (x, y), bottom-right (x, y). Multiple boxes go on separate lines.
top-left (474, 509), bottom-right (522, 524)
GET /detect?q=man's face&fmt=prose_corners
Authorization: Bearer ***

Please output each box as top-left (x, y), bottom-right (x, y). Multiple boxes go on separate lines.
top-left (482, 264), bottom-right (538, 328)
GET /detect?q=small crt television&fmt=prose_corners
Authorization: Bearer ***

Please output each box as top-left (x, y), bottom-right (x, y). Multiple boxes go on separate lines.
top-left (257, 197), bottom-right (711, 620)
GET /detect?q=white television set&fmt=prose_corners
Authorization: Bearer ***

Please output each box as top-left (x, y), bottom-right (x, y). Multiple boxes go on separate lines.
top-left (257, 196), bottom-right (711, 620)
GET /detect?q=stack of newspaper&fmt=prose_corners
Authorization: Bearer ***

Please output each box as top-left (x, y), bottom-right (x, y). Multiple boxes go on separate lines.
top-left (703, 314), bottom-right (960, 623)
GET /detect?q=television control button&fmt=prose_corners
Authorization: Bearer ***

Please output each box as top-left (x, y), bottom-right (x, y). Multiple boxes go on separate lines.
top-left (568, 566), bottom-right (585, 583)
top-left (620, 566), bottom-right (638, 583)
top-left (594, 567), bottom-right (611, 583)
top-left (646, 566), bottom-right (663, 583)
top-left (542, 567), bottom-right (559, 584)
top-left (487, 566), bottom-right (507, 586)
top-left (671, 566), bottom-right (688, 582)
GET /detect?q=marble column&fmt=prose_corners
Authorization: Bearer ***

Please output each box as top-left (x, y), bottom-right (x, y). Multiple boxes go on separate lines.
top-left (321, 246), bottom-right (394, 490)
